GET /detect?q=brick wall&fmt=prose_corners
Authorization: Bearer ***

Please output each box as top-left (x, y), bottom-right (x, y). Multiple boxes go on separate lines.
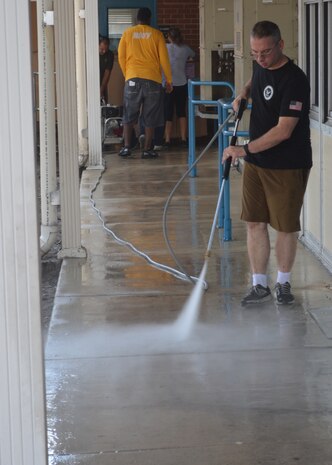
top-left (157, 0), bottom-right (200, 54)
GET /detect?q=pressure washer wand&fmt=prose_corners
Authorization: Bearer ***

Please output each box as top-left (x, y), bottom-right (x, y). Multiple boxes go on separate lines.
top-left (222, 98), bottom-right (247, 181)
top-left (163, 110), bottom-right (235, 287)
top-left (206, 98), bottom-right (247, 254)
top-left (174, 98), bottom-right (247, 340)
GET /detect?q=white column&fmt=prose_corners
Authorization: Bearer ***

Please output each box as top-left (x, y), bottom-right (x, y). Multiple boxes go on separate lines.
top-left (0, 0), bottom-right (48, 464)
top-left (75, 0), bottom-right (89, 167)
top-left (85, 0), bottom-right (104, 168)
top-left (54, 0), bottom-right (87, 258)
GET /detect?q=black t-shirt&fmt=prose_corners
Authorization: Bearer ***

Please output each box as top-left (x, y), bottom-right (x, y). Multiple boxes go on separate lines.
top-left (99, 50), bottom-right (114, 84)
top-left (246, 59), bottom-right (312, 169)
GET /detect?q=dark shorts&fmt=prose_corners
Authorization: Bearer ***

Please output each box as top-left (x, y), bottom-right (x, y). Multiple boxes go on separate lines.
top-left (165, 84), bottom-right (188, 121)
top-left (241, 162), bottom-right (310, 233)
top-left (123, 78), bottom-right (164, 128)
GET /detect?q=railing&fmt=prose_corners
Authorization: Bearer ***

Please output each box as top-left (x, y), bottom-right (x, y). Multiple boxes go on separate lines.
top-left (187, 79), bottom-right (235, 177)
top-left (187, 81), bottom-right (252, 241)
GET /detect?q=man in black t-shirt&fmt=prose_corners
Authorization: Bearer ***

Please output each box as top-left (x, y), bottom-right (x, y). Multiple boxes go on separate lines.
top-left (222, 21), bottom-right (312, 306)
top-left (99, 37), bottom-right (114, 103)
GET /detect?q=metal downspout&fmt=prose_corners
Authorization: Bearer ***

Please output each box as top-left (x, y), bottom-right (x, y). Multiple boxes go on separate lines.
top-left (37, 0), bottom-right (59, 256)
top-left (75, 0), bottom-right (89, 167)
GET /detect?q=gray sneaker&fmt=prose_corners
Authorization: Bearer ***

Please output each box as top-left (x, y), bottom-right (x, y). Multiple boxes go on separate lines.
top-left (275, 282), bottom-right (295, 305)
top-left (241, 285), bottom-right (272, 306)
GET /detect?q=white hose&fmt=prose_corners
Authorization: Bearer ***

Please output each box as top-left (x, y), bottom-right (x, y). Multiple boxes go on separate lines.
top-left (89, 164), bottom-right (200, 285)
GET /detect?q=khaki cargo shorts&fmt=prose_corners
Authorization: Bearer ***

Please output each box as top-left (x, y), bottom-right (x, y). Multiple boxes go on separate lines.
top-left (241, 162), bottom-right (310, 233)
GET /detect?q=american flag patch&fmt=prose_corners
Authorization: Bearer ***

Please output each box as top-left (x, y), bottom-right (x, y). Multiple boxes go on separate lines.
top-left (289, 100), bottom-right (303, 111)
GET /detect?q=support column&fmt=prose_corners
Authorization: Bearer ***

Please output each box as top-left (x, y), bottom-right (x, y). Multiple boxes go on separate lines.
top-left (54, 0), bottom-right (86, 258)
top-left (85, 0), bottom-right (104, 169)
top-left (0, 0), bottom-right (48, 464)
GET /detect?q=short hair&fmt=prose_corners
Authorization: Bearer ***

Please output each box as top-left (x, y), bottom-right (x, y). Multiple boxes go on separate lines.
top-left (99, 36), bottom-right (110, 46)
top-left (168, 27), bottom-right (183, 45)
top-left (137, 7), bottom-right (151, 23)
top-left (251, 21), bottom-right (281, 43)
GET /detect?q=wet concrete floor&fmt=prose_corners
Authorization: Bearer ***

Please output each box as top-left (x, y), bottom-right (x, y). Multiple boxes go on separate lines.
top-left (45, 145), bottom-right (332, 464)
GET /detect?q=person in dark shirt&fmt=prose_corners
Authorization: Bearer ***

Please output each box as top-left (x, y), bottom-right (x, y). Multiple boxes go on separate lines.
top-left (222, 21), bottom-right (312, 306)
top-left (99, 37), bottom-right (114, 103)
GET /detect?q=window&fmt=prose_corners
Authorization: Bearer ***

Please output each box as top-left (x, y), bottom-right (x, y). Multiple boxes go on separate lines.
top-left (107, 8), bottom-right (139, 52)
top-left (305, 2), bottom-right (319, 112)
top-left (324, 1), bottom-right (332, 121)
top-left (304, 0), bottom-right (332, 123)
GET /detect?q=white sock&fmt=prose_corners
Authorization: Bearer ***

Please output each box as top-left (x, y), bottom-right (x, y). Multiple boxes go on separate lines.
top-left (277, 271), bottom-right (291, 285)
top-left (252, 274), bottom-right (268, 288)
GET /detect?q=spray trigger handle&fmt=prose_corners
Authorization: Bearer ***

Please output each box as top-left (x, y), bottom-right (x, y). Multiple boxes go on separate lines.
top-left (222, 157), bottom-right (232, 180)
top-left (236, 98), bottom-right (247, 121)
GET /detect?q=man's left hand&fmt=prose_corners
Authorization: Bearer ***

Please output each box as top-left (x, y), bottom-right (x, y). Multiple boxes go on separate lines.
top-left (222, 145), bottom-right (246, 164)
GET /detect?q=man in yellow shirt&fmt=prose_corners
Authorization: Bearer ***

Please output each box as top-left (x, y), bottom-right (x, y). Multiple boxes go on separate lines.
top-left (118, 7), bottom-right (172, 159)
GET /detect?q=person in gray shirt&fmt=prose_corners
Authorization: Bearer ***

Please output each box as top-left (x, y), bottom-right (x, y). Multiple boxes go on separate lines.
top-left (164, 28), bottom-right (195, 147)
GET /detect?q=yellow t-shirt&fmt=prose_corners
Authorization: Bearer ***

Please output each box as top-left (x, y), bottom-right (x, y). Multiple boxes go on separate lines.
top-left (118, 24), bottom-right (172, 85)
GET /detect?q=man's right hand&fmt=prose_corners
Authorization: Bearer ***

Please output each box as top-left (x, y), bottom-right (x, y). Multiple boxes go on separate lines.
top-left (232, 80), bottom-right (251, 112)
top-left (232, 95), bottom-right (242, 112)
top-left (232, 95), bottom-right (248, 113)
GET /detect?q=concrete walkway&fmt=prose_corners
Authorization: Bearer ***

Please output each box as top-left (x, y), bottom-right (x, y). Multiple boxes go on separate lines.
top-left (46, 147), bottom-right (332, 465)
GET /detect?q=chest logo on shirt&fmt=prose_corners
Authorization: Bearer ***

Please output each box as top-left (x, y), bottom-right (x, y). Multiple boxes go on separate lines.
top-left (263, 85), bottom-right (274, 101)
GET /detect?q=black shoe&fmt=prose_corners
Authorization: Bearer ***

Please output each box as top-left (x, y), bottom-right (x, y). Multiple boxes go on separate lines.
top-left (179, 139), bottom-right (188, 148)
top-left (241, 285), bottom-right (272, 306)
top-left (275, 282), bottom-right (295, 305)
top-left (142, 149), bottom-right (158, 159)
top-left (118, 146), bottom-right (131, 158)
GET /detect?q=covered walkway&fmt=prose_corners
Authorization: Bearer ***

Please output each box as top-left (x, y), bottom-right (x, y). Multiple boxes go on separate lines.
top-left (46, 146), bottom-right (332, 465)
